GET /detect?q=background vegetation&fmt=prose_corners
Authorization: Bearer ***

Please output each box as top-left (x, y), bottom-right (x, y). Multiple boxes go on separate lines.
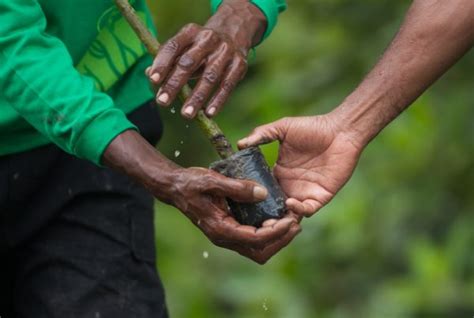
top-left (146, 1), bottom-right (474, 317)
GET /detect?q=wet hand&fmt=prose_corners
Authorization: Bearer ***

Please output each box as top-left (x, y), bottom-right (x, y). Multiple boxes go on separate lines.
top-left (155, 167), bottom-right (301, 264)
top-left (238, 115), bottom-right (364, 217)
top-left (147, 0), bottom-right (266, 119)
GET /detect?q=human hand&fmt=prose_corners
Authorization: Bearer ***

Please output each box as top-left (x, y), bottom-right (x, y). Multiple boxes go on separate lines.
top-left (238, 115), bottom-right (364, 217)
top-left (104, 130), bottom-right (300, 264)
top-left (153, 167), bottom-right (301, 264)
top-left (146, 0), bottom-right (266, 119)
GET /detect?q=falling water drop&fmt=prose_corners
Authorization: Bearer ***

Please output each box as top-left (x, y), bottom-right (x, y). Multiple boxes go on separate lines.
top-left (174, 150), bottom-right (181, 158)
top-left (180, 140), bottom-right (184, 145)
top-left (262, 299), bottom-right (268, 311)
top-left (202, 251), bottom-right (209, 259)
top-left (170, 107), bottom-right (176, 114)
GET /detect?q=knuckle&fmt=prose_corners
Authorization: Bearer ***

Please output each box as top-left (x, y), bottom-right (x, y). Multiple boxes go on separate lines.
top-left (220, 42), bottom-right (231, 53)
top-left (163, 39), bottom-right (180, 54)
top-left (203, 68), bottom-right (219, 83)
top-left (195, 179), bottom-right (208, 192)
top-left (221, 80), bottom-right (235, 93)
top-left (178, 54), bottom-right (195, 69)
top-left (199, 29), bottom-right (214, 40)
top-left (192, 91), bottom-right (207, 104)
top-left (184, 23), bottom-right (200, 33)
top-left (164, 77), bottom-right (180, 91)
top-left (199, 29), bottom-right (220, 46)
top-left (201, 174), bottom-right (215, 187)
top-left (203, 173), bottom-right (223, 192)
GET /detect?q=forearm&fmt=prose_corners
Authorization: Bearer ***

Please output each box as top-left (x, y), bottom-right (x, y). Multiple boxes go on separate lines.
top-left (102, 130), bottom-right (179, 201)
top-left (333, 0), bottom-right (474, 146)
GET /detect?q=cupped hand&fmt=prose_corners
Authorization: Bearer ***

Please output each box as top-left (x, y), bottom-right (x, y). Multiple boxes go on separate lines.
top-left (154, 167), bottom-right (301, 264)
top-left (146, 0), bottom-right (266, 119)
top-left (238, 115), bottom-right (364, 217)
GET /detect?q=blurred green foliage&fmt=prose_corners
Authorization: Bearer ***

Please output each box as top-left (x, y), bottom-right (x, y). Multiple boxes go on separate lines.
top-left (147, 1), bottom-right (474, 317)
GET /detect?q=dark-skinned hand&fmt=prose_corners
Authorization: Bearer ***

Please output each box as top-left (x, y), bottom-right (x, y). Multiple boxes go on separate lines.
top-left (157, 166), bottom-right (301, 264)
top-left (103, 130), bottom-right (300, 264)
top-left (238, 115), bottom-right (363, 217)
top-left (146, 0), bottom-right (267, 119)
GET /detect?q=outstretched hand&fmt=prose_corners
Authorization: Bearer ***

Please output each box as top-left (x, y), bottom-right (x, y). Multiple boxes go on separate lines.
top-left (238, 115), bottom-right (363, 217)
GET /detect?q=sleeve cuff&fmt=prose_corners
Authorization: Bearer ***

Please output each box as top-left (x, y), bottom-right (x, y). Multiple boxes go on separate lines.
top-left (211, 0), bottom-right (287, 43)
top-left (73, 108), bottom-right (138, 165)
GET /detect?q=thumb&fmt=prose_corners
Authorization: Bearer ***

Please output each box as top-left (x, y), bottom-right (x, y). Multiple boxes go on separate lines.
top-left (205, 172), bottom-right (269, 203)
top-left (237, 118), bottom-right (289, 150)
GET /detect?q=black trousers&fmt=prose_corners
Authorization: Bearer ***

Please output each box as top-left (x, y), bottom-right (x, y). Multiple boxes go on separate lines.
top-left (0, 103), bottom-right (168, 318)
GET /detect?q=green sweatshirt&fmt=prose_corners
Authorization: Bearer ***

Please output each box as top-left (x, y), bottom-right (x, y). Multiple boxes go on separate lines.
top-left (0, 0), bottom-right (286, 165)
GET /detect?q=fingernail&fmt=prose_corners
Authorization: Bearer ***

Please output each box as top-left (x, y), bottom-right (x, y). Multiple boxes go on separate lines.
top-left (184, 106), bottom-right (194, 116)
top-left (151, 73), bottom-right (161, 82)
top-left (145, 67), bottom-right (151, 75)
top-left (238, 138), bottom-right (248, 147)
top-left (207, 107), bottom-right (217, 116)
top-left (253, 186), bottom-right (268, 200)
top-left (158, 93), bottom-right (169, 104)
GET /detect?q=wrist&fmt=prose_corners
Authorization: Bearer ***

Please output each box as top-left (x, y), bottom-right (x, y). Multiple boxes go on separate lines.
top-left (327, 101), bottom-right (377, 151)
top-left (102, 130), bottom-right (180, 198)
top-left (207, 0), bottom-right (267, 52)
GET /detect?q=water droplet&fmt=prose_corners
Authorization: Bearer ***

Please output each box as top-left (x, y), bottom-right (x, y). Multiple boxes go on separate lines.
top-left (170, 107), bottom-right (176, 114)
top-left (262, 299), bottom-right (268, 311)
top-left (202, 251), bottom-right (209, 259)
top-left (180, 140), bottom-right (184, 145)
top-left (174, 150), bottom-right (181, 158)
top-left (185, 124), bottom-right (190, 129)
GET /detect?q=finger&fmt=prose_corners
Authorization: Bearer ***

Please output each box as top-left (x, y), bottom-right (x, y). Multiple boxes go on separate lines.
top-left (262, 219), bottom-right (278, 227)
top-left (233, 223), bottom-right (301, 264)
top-left (149, 23), bottom-right (198, 85)
top-left (237, 118), bottom-right (289, 149)
top-left (156, 43), bottom-right (214, 107)
top-left (286, 210), bottom-right (303, 223)
top-left (182, 44), bottom-right (232, 118)
top-left (286, 198), bottom-right (322, 217)
top-left (206, 54), bottom-right (248, 117)
top-left (203, 171), bottom-right (268, 202)
top-left (214, 215), bottom-right (295, 249)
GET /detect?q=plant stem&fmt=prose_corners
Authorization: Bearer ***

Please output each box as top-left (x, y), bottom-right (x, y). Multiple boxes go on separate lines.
top-left (115, 0), bottom-right (235, 159)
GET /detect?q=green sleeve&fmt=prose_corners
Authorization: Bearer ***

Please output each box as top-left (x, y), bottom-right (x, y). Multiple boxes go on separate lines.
top-left (210, 0), bottom-right (287, 42)
top-left (0, 0), bottom-right (137, 165)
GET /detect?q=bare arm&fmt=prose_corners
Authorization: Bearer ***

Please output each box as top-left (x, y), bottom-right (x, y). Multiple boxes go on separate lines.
top-left (334, 0), bottom-right (474, 146)
top-left (239, 0), bottom-right (474, 216)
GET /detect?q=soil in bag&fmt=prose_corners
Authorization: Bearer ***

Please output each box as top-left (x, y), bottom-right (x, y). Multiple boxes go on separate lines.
top-left (210, 147), bottom-right (287, 227)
